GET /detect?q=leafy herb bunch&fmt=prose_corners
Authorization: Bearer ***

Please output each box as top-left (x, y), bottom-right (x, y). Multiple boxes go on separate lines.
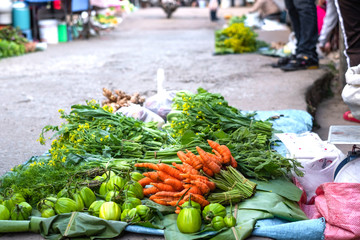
top-left (39, 100), bottom-right (167, 164)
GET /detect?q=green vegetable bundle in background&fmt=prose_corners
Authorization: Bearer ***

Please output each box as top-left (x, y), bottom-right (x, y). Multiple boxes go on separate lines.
top-left (0, 27), bottom-right (27, 59)
top-left (214, 20), bottom-right (268, 55)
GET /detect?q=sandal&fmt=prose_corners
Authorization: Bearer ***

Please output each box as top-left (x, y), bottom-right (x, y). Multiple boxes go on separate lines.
top-left (343, 111), bottom-right (360, 123)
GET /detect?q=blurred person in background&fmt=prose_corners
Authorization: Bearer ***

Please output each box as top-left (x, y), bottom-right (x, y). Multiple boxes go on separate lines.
top-left (318, 0), bottom-right (338, 54)
top-left (209, 0), bottom-right (220, 21)
top-left (248, 0), bottom-right (284, 21)
top-left (334, 0), bottom-right (360, 123)
top-left (271, 0), bottom-right (319, 71)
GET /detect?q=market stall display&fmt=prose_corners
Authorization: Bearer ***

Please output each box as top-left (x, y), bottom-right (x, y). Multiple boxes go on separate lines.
top-left (0, 87), bottom-right (331, 239)
top-left (0, 26), bottom-right (36, 58)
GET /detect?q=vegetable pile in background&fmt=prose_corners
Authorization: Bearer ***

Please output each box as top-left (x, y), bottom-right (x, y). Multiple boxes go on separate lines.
top-left (0, 27), bottom-right (28, 59)
top-left (214, 17), bottom-right (268, 55)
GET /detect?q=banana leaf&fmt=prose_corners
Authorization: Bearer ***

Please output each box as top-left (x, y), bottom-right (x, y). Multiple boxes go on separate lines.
top-left (30, 212), bottom-right (128, 240)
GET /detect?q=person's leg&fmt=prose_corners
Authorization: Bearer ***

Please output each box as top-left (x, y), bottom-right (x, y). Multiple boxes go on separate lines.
top-left (335, 0), bottom-right (360, 67)
top-left (270, 0), bottom-right (297, 68)
top-left (284, 0), bottom-right (300, 53)
top-left (293, 0), bottom-right (318, 62)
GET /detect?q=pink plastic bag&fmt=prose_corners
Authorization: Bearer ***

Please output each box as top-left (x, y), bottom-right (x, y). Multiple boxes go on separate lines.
top-left (315, 183), bottom-right (360, 240)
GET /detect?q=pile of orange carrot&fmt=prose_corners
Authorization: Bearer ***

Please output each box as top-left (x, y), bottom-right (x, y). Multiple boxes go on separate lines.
top-left (135, 140), bottom-right (237, 210)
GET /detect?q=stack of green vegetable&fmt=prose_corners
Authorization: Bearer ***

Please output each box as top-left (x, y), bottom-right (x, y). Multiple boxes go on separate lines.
top-left (0, 191), bottom-right (32, 220)
top-left (177, 197), bottom-right (236, 233)
top-left (0, 27), bottom-right (27, 59)
top-left (214, 19), bottom-right (268, 55)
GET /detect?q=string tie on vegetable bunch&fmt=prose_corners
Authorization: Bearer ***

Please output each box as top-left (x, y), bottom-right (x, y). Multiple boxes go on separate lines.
top-left (230, 182), bottom-right (237, 190)
top-left (105, 158), bottom-right (115, 170)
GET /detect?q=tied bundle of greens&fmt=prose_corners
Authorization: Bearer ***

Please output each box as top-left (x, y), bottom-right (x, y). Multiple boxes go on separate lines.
top-left (39, 100), bottom-right (167, 164)
top-left (207, 166), bottom-right (256, 205)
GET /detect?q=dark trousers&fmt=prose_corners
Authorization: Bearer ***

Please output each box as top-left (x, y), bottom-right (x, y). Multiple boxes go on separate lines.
top-left (284, 0), bottom-right (318, 62)
top-left (210, 10), bottom-right (217, 21)
top-left (337, 0), bottom-right (360, 67)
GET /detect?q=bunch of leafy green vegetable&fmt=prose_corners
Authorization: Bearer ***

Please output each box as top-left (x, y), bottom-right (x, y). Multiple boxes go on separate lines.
top-left (0, 155), bottom-right (101, 206)
top-left (215, 22), bottom-right (268, 55)
top-left (162, 88), bottom-right (302, 180)
top-left (39, 100), bottom-right (167, 164)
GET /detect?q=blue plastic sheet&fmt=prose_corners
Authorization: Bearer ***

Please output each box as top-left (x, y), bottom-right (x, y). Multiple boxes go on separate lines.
top-left (252, 217), bottom-right (326, 240)
top-left (125, 225), bottom-right (164, 236)
top-left (242, 109), bottom-right (313, 134)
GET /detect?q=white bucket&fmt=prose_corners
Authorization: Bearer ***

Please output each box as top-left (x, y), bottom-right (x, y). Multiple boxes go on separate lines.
top-left (39, 19), bottom-right (58, 44)
top-left (198, 0), bottom-right (206, 8)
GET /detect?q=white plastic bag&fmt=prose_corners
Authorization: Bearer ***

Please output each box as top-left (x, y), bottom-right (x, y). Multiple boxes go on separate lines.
top-left (276, 132), bottom-right (345, 202)
top-left (116, 104), bottom-right (165, 128)
top-left (144, 68), bottom-right (178, 119)
top-left (342, 64), bottom-right (360, 119)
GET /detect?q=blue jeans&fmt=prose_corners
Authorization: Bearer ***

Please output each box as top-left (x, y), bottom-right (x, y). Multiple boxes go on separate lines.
top-left (285, 0), bottom-right (318, 62)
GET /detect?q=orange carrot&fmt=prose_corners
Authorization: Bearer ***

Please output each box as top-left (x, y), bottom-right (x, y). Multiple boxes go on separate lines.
top-left (207, 139), bottom-right (221, 150)
top-left (138, 177), bottom-right (152, 187)
top-left (167, 199), bottom-right (185, 206)
top-left (164, 178), bottom-right (184, 191)
top-left (206, 152), bottom-right (222, 166)
top-left (185, 150), bottom-right (203, 170)
top-left (202, 166), bottom-right (214, 177)
top-left (134, 163), bottom-right (159, 171)
top-left (172, 162), bottom-right (187, 173)
top-left (152, 199), bottom-right (168, 205)
top-left (149, 195), bottom-right (179, 202)
top-left (175, 186), bottom-right (202, 196)
top-left (180, 173), bottom-right (208, 181)
top-left (158, 171), bottom-right (178, 182)
top-left (143, 186), bottom-right (159, 196)
top-left (212, 149), bottom-right (222, 159)
top-left (230, 156), bottom-right (238, 168)
top-left (182, 162), bottom-right (200, 175)
top-left (175, 207), bottom-right (181, 214)
top-left (177, 151), bottom-right (190, 163)
top-left (184, 194), bottom-right (209, 207)
top-left (191, 180), bottom-right (210, 195)
top-left (197, 146), bottom-right (221, 173)
top-left (218, 145), bottom-right (232, 164)
top-left (157, 163), bottom-right (184, 180)
top-left (151, 182), bottom-right (176, 192)
top-left (152, 191), bottom-right (178, 197)
top-left (143, 172), bottom-right (160, 182)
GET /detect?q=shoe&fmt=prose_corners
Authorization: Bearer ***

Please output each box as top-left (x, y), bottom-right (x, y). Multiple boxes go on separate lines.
top-left (343, 111), bottom-right (360, 123)
top-left (271, 55), bottom-right (295, 68)
top-left (280, 55), bottom-right (319, 72)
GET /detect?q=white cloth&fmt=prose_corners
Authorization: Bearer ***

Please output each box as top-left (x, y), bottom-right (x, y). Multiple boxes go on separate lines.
top-left (342, 64), bottom-right (360, 119)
